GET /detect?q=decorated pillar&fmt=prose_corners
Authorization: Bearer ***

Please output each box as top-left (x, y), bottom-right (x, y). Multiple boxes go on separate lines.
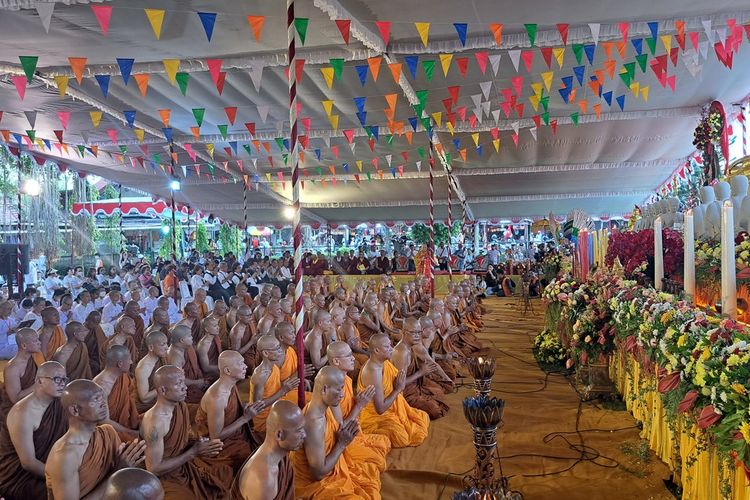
top-left (16, 152), bottom-right (23, 294)
top-left (721, 200), bottom-right (737, 318)
top-left (654, 217), bottom-right (664, 290)
top-left (683, 209), bottom-right (695, 304)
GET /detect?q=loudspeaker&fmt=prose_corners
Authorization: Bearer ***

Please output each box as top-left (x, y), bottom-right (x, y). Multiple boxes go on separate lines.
top-left (0, 244), bottom-right (30, 276)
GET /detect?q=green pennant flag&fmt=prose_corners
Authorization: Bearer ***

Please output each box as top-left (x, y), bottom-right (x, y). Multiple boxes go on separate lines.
top-left (623, 62), bottom-right (636, 80)
top-left (153, 153), bottom-right (161, 164)
top-left (540, 96), bottom-right (550, 112)
top-left (635, 54), bottom-right (648, 73)
top-left (217, 124), bottom-right (228, 139)
top-left (19, 56), bottom-right (39, 83)
top-left (572, 44), bottom-right (584, 65)
top-left (207, 164), bottom-right (215, 175)
top-left (192, 108), bottom-right (205, 126)
top-left (416, 89), bottom-right (429, 107)
top-left (25, 130), bottom-right (35, 142)
top-left (366, 172), bottom-right (372, 181)
top-left (330, 58), bottom-right (344, 80)
top-left (119, 145), bottom-right (128, 153)
top-left (412, 103), bottom-right (425, 119)
top-left (282, 153), bottom-right (288, 165)
top-left (243, 144), bottom-right (252, 156)
top-left (541, 111), bottom-right (550, 125)
top-left (316, 166), bottom-right (322, 176)
top-left (645, 37), bottom-right (656, 56)
top-left (275, 137), bottom-right (285, 151)
top-left (294, 18), bottom-right (309, 45)
top-left (385, 134), bottom-right (394, 144)
top-left (365, 127), bottom-right (373, 139)
top-left (619, 70), bottom-right (631, 87)
top-left (570, 112), bottom-right (579, 126)
top-left (524, 24), bottom-right (538, 46)
top-left (444, 152), bottom-right (451, 164)
top-left (77, 145), bottom-right (85, 157)
top-left (420, 117), bottom-right (431, 131)
top-left (422, 60), bottom-right (435, 82)
top-left (418, 146), bottom-right (425, 158)
top-left (176, 72), bottom-right (190, 96)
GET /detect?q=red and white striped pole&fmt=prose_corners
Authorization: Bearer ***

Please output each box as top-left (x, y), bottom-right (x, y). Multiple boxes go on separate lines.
top-left (740, 102), bottom-right (747, 158)
top-left (16, 153), bottom-right (23, 295)
top-left (287, 0), bottom-right (305, 408)
top-left (447, 176), bottom-right (453, 281)
top-left (428, 144), bottom-right (435, 297)
top-left (243, 180), bottom-right (249, 254)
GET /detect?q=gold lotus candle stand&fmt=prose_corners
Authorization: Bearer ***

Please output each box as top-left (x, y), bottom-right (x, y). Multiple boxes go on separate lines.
top-left (453, 395), bottom-right (521, 500)
top-left (468, 356), bottom-right (496, 396)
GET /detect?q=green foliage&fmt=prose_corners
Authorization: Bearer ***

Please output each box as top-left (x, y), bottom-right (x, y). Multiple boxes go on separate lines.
top-left (158, 221), bottom-right (183, 260)
top-left (194, 221), bottom-right (210, 254)
top-left (101, 183), bottom-right (119, 200)
top-left (218, 225), bottom-right (241, 257)
top-left (408, 221), bottom-right (461, 246)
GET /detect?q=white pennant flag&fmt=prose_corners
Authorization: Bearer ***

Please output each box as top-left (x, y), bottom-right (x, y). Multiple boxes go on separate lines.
top-left (699, 40), bottom-right (709, 60)
top-left (257, 105), bottom-right (270, 123)
top-left (479, 81), bottom-right (492, 100)
top-left (492, 109), bottom-right (501, 123)
top-left (181, 165), bottom-right (187, 177)
top-left (488, 54), bottom-right (502, 77)
top-left (349, 142), bottom-right (356, 154)
top-left (508, 49), bottom-right (521, 72)
top-left (511, 121), bottom-right (520, 135)
top-left (588, 23), bottom-right (600, 44)
top-left (251, 158), bottom-right (258, 170)
top-left (248, 65), bottom-right (264, 92)
top-left (470, 94), bottom-right (482, 108)
top-left (80, 130), bottom-right (89, 144)
top-left (36, 2), bottom-right (55, 33)
top-left (472, 107), bottom-right (482, 120)
top-left (702, 20), bottom-right (714, 43)
top-left (529, 126), bottom-right (537, 140)
top-left (715, 28), bottom-right (727, 43)
top-left (320, 135), bottom-right (330, 147)
top-left (481, 101), bottom-right (491, 118)
top-left (385, 154), bottom-right (392, 166)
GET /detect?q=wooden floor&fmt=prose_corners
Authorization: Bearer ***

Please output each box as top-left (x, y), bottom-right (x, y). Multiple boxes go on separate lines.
top-left (379, 297), bottom-right (674, 500)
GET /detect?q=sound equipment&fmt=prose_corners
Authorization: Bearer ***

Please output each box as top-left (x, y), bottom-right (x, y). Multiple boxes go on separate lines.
top-left (0, 243), bottom-right (30, 276)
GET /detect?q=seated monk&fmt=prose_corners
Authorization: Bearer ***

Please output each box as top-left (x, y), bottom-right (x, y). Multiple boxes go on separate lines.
top-left (83, 311), bottom-right (107, 374)
top-left (134, 331), bottom-right (168, 413)
top-left (166, 325), bottom-right (210, 404)
top-left (328, 287), bottom-right (349, 312)
top-left (0, 328), bottom-right (40, 430)
top-left (195, 351), bottom-right (265, 472)
top-left (102, 316), bottom-right (139, 373)
top-left (377, 289), bottom-right (401, 340)
top-left (93, 345), bottom-right (140, 441)
top-left (279, 297), bottom-right (293, 324)
top-left (443, 295), bottom-right (482, 357)
top-left (180, 302), bottom-right (203, 344)
top-left (229, 305), bottom-right (259, 369)
top-left (275, 322), bottom-right (314, 402)
top-left (226, 296), bottom-right (243, 331)
top-left (103, 467), bottom-right (164, 500)
top-left (46, 379), bottom-right (146, 499)
top-left (195, 316), bottom-right (222, 377)
top-left (141, 365), bottom-right (232, 499)
top-left (207, 300), bottom-right (230, 342)
top-left (291, 366), bottom-right (385, 499)
top-left (427, 306), bottom-right (469, 379)
top-left (258, 300), bottom-right (283, 336)
top-left (253, 290), bottom-right (272, 325)
top-left (304, 310), bottom-right (336, 375)
top-left (35, 306), bottom-right (66, 365)
top-left (250, 335), bottom-right (300, 434)
top-left (418, 316), bottom-right (457, 392)
top-left (123, 300), bottom-right (147, 352)
top-left (142, 307), bottom-right (170, 358)
top-left (234, 400), bottom-right (304, 500)
top-left (326, 341), bottom-right (391, 466)
top-left (391, 318), bottom-right (448, 420)
top-left (329, 306), bottom-right (345, 341)
top-left (52, 321), bottom-right (93, 380)
top-left (0, 361), bottom-right (68, 500)
top-left (336, 306), bottom-right (369, 375)
top-left (357, 333), bottom-right (430, 448)
top-left (192, 288), bottom-right (211, 321)
top-left (357, 292), bottom-right (384, 344)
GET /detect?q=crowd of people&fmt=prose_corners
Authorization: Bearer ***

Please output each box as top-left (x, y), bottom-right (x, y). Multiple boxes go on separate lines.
top-left (0, 249), bottom-right (487, 500)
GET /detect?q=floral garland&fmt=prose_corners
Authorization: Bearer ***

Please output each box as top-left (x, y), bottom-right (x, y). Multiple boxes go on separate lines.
top-left (605, 229), bottom-right (683, 279)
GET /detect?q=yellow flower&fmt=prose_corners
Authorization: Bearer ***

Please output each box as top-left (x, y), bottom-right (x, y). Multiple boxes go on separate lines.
top-left (695, 363), bottom-right (707, 387)
top-left (720, 372), bottom-right (729, 386)
top-left (731, 383), bottom-right (747, 395)
top-left (660, 311), bottom-right (674, 323)
top-left (677, 334), bottom-right (687, 347)
top-left (728, 354), bottom-right (741, 367)
top-left (740, 422), bottom-right (750, 444)
top-left (665, 327), bottom-right (676, 339)
top-left (700, 348), bottom-right (711, 361)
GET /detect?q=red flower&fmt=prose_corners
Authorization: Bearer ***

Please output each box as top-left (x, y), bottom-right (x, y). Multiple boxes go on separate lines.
top-left (677, 390), bottom-right (699, 413)
top-left (657, 372), bottom-right (681, 393)
top-left (697, 405), bottom-right (722, 429)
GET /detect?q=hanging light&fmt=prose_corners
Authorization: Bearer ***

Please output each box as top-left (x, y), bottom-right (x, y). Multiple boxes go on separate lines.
top-left (283, 206), bottom-right (296, 220)
top-left (161, 225), bottom-right (170, 235)
top-left (21, 178), bottom-right (41, 196)
top-left (169, 180), bottom-right (181, 191)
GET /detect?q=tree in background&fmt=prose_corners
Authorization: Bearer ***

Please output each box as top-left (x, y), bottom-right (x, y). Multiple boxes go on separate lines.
top-left (158, 220), bottom-right (183, 261)
top-left (95, 184), bottom-right (123, 257)
top-left (408, 221), bottom-right (461, 247)
top-left (194, 221), bottom-right (210, 254)
top-left (218, 224), bottom-right (241, 257)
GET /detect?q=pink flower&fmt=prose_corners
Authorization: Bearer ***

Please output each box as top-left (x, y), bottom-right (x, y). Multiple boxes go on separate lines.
top-left (697, 405), bottom-right (722, 429)
top-left (657, 372), bottom-right (681, 393)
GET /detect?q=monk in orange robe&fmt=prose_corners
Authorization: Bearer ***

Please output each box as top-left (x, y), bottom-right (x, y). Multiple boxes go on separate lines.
top-left (83, 311), bottom-right (107, 375)
top-left (166, 325), bottom-right (209, 404)
top-left (52, 321), bottom-right (92, 381)
top-left (357, 333), bottom-right (430, 448)
top-left (291, 367), bottom-right (384, 499)
top-left (275, 322), bottom-right (313, 403)
top-left (93, 344), bottom-right (140, 441)
top-left (249, 335), bottom-right (301, 434)
top-left (229, 305), bottom-right (259, 369)
top-left (141, 365), bottom-right (233, 499)
top-left (101, 316), bottom-right (139, 374)
top-left (195, 351), bottom-right (265, 472)
top-left (123, 300), bottom-right (146, 353)
top-left (35, 307), bottom-right (65, 365)
top-left (134, 332), bottom-right (167, 413)
top-left (337, 306), bottom-right (370, 376)
top-left (45, 379), bottom-right (146, 499)
top-left (0, 328), bottom-right (40, 431)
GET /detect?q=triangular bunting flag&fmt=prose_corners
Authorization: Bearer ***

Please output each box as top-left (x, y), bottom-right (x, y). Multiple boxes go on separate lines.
top-left (415, 22), bottom-right (430, 47)
top-left (19, 56), bottom-right (38, 83)
top-left (197, 12), bottom-right (217, 42)
top-left (133, 73), bottom-right (150, 96)
top-left (335, 19), bottom-right (350, 44)
top-left (89, 110), bottom-right (102, 128)
top-left (175, 72), bottom-right (189, 95)
top-left (95, 74), bottom-right (110, 97)
top-left (454, 23), bottom-right (467, 46)
top-left (294, 18), bottom-right (309, 45)
top-left (91, 5), bottom-right (113, 36)
top-left (375, 21), bottom-right (391, 46)
top-left (144, 9), bottom-right (165, 39)
top-left (117, 58), bottom-right (134, 85)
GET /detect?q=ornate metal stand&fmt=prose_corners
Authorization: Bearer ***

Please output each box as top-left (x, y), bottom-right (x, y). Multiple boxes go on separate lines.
top-left (468, 357), bottom-right (496, 397)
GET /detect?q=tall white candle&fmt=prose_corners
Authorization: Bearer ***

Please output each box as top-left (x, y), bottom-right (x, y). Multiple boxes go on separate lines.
top-left (654, 216), bottom-right (664, 290)
top-left (684, 209), bottom-right (695, 304)
top-left (721, 200), bottom-right (737, 318)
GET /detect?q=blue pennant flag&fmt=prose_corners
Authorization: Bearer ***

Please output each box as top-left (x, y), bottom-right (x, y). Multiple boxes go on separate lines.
top-left (583, 44), bottom-right (596, 65)
top-left (561, 75), bottom-right (573, 88)
top-left (283, 138), bottom-right (290, 151)
top-left (426, 126), bottom-right (433, 140)
top-left (123, 110), bottom-right (137, 127)
top-left (647, 21), bottom-right (659, 40)
top-left (356, 111), bottom-right (367, 127)
top-left (602, 91), bottom-right (613, 106)
top-left (476, 144), bottom-right (483, 157)
top-left (408, 116), bottom-right (418, 132)
top-left (95, 74), bottom-right (110, 97)
top-left (573, 66), bottom-right (585, 86)
top-left (453, 23), bottom-right (468, 46)
top-left (353, 96), bottom-right (367, 113)
top-left (197, 12), bottom-right (217, 42)
top-left (369, 125), bottom-right (379, 140)
top-left (405, 55), bottom-right (419, 79)
top-left (12, 133), bottom-right (23, 147)
top-left (558, 86), bottom-right (571, 104)
top-left (116, 58), bottom-right (134, 85)
top-left (229, 141), bottom-right (238, 154)
top-left (43, 139), bottom-right (50, 150)
top-left (631, 38), bottom-right (643, 55)
top-left (343, 163), bottom-right (349, 173)
top-left (616, 94), bottom-right (625, 111)
top-left (355, 65), bottom-right (369, 86)
top-left (391, 167), bottom-right (396, 177)
top-left (315, 148), bottom-right (321, 160)
top-left (162, 127), bottom-right (173, 142)
top-left (453, 138), bottom-right (461, 150)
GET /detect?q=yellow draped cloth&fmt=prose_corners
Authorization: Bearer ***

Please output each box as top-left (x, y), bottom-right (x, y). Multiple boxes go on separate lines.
top-left (340, 375), bottom-right (392, 463)
top-left (279, 346), bottom-right (312, 405)
top-left (249, 364), bottom-right (282, 433)
top-left (291, 407), bottom-right (383, 499)
top-left (356, 360), bottom-right (429, 448)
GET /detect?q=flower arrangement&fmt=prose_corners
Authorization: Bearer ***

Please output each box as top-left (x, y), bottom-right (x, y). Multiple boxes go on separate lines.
top-left (605, 229), bottom-right (683, 279)
top-left (533, 329), bottom-right (568, 367)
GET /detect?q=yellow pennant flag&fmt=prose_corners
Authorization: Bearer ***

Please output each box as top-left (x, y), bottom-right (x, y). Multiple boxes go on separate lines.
top-left (206, 143), bottom-right (214, 158)
top-left (541, 71), bottom-right (553, 92)
top-left (415, 22), bottom-right (430, 47)
top-left (446, 122), bottom-right (454, 135)
top-left (439, 53), bottom-right (453, 77)
top-left (134, 128), bottom-right (145, 142)
top-left (163, 59), bottom-right (180, 83)
top-left (530, 82), bottom-right (543, 97)
top-left (660, 34), bottom-right (672, 53)
top-left (552, 47), bottom-right (565, 68)
top-left (471, 132), bottom-right (479, 147)
top-left (89, 110), bottom-right (102, 128)
top-left (640, 86), bottom-right (649, 102)
top-left (266, 173), bottom-right (272, 182)
top-left (431, 111), bottom-right (442, 127)
top-left (54, 75), bottom-right (68, 97)
top-left (529, 94), bottom-right (540, 111)
top-left (320, 67), bottom-right (334, 89)
top-left (629, 81), bottom-right (640, 96)
top-left (492, 138), bottom-right (500, 152)
top-left (321, 100), bottom-right (334, 115)
top-left (328, 114), bottom-right (339, 130)
top-left (144, 9), bottom-right (165, 40)
top-left (356, 160), bottom-right (363, 172)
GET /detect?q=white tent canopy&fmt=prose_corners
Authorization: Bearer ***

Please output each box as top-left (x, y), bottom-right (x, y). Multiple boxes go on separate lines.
top-left (0, 0), bottom-right (749, 225)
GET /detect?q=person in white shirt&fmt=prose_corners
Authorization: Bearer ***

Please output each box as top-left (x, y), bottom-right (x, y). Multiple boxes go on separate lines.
top-left (101, 290), bottom-right (124, 325)
top-left (62, 267), bottom-right (84, 298)
top-left (158, 295), bottom-right (181, 325)
top-left (57, 294), bottom-right (74, 326)
top-left (21, 297), bottom-right (46, 330)
top-left (72, 290), bottom-right (96, 323)
top-left (123, 279), bottom-right (140, 302)
top-left (143, 286), bottom-right (161, 320)
top-left (0, 301), bottom-right (18, 359)
top-left (43, 269), bottom-right (64, 298)
top-left (93, 288), bottom-right (108, 309)
top-left (190, 265), bottom-right (207, 294)
top-left (14, 298), bottom-right (32, 323)
top-left (486, 244), bottom-right (501, 266)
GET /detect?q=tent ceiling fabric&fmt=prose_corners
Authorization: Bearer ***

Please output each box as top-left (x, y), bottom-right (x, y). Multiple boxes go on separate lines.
top-left (0, 1), bottom-right (749, 225)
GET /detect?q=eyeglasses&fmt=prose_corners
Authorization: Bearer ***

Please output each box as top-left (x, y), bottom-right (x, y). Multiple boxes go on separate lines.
top-left (41, 376), bottom-right (69, 385)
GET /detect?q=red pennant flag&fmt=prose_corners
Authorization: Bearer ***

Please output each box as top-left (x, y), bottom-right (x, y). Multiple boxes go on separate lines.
top-left (540, 47), bottom-right (553, 68)
top-left (401, 151), bottom-right (409, 162)
top-left (455, 57), bottom-right (468, 78)
top-left (521, 50), bottom-right (534, 72)
top-left (335, 19), bottom-right (351, 44)
top-left (550, 120), bottom-right (558, 134)
top-left (54, 130), bottom-right (64, 143)
top-left (618, 22), bottom-right (629, 42)
top-left (490, 127), bottom-right (499, 140)
top-left (295, 59), bottom-right (305, 83)
top-left (375, 21), bottom-right (390, 46)
top-left (91, 5), bottom-right (113, 36)
top-left (354, 174), bottom-right (360, 184)
top-left (666, 74), bottom-right (676, 92)
top-left (511, 76), bottom-right (523, 95)
top-left (448, 85), bottom-right (460, 105)
top-left (474, 51), bottom-right (488, 74)
top-left (0, 111), bottom-right (3, 124)
top-left (689, 31), bottom-right (700, 51)
top-left (556, 23), bottom-right (569, 44)
top-left (468, 115), bottom-right (477, 128)
top-left (57, 111), bottom-right (71, 130)
top-left (224, 147), bottom-right (233, 157)
top-left (343, 129), bottom-right (354, 143)
top-left (300, 117), bottom-right (311, 132)
top-left (331, 145), bottom-right (339, 159)
top-left (515, 103), bottom-right (524, 118)
top-left (224, 106), bottom-right (237, 125)
top-left (532, 115), bottom-right (541, 128)
top-left (368, 138), bottom-right (375, 151)
top-left (299, 135), bottom-right (309, 149)
top-left (511, 133), bottom-right (519, 146)
top-left (245, 122), bottom-right (256, 136)
top-left (11, 75), bottom-right (27, 99)
top-left (215, 71), bottom-right (227, 94)
top-left (456, 106), bottom-right (466, 121)
top-left (500, 101), bottom-right (512, 118)
top-left (669, 47), bottom-right (679, 67)
top-left (206, 59), bottom-right (222, 84)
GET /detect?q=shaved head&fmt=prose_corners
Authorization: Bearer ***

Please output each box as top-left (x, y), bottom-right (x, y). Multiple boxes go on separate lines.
top-left (115, 316), bottom-right (135, 334)
top-left (145, 331), bottom-right (167, 347)
top-left (37, 360), bottom-right (65, 379)
top-left (266, 399), bottom-right (304, 435)
top-left (103, 468), bottom-right (164, 500)
top-left (105, 344), bottom-right (131, 368)
top-left (152, 307), bottom-right (168, 326)
top-left (152, 365), bottom-right (183, 390)
top-left (170, 324), bottom-right (191, 344)
top-left (60, 379), bottom-right (104, 416)
top-left (125, 300), bottom-right (140, 314)
top-left (313, 366), bottom-right (345, 397)
top-left (64, 321), bottom-right (85, 339)
top-left (403, 317), bottom-right (420, 331)
top-left (326, 341), bottom-right (351, 359)
top-left (257, 334), bottom-right (280, 352)
top-left (314, 310), bottom-right (331, 325)
top-left (238, 305), bottom-right (252, 317)
top-left (368, 333), bottom-right (390, 351)
top-left (218, 350), bottom-right (243, 371)
top-left (15, 327), bottom-right (39, 348)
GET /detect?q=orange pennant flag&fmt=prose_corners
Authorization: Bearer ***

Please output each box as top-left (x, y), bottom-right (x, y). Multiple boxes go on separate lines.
top-left (593, 103), bottom-right (602, 120)
top-left (603, 60), bottom-right (616, 79)
top-left (615, 40), bottom-right (627, 59)
top-left (489, 23), bottom-right (503, 46)
top-left (385, 93), bottom-right (398, 111)
top-left (601, 41), bottom-right (614, 60)
top-left (388, 63), bottom-right (402, 83)
top-left (405, 131), bottom-right (413, 144)
top-left (133, 73), bottom-right (150, 96)
top-left (578, 100), bottom-right (588, 114)
top-left (383, 108), bottom-right (395, 121)
top-left (247, 15), bottom-right (265, 41)
top-left (459, 148), bottom-right (467, 161)
top-left (367, 56), bottom-right (382, 81)
top-left (158, 109), bottom-right (171, 127)
top-left (191, 126), bottom-right (200, 140)
top-left (68, 57), bottom-right (87, 84)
